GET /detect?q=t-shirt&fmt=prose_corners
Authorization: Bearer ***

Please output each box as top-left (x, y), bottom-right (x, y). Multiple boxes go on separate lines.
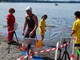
top-left (6, 13), bottom-right (15, 30)
top-left (72, 19), bottom-right (80, 44)
top-left (38, 19), bottom-right (46, 35)
top-left (39, 19), bottom-right (46, 31)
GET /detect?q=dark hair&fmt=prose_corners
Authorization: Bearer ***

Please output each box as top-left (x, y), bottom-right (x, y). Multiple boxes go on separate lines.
top-left (9, 8), bottom-right (15, 13)
top-left (74, 11), bottom-right (80, 18)
top-left (41, 14), bottom-right (48, 19)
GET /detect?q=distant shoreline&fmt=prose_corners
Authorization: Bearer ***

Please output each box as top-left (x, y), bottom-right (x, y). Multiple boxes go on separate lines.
top-left (0, 1), bottom-right (80, 3)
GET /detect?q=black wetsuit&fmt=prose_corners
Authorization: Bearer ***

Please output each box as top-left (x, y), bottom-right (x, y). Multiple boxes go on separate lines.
top-left (24, 15), bottom-right (36, 38)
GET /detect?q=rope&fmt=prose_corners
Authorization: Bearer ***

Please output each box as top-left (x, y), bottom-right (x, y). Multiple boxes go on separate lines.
top-left (17, 42), bottom-right (70, 60)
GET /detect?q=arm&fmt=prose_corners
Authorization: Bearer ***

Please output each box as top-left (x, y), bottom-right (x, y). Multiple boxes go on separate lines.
top-left (39, 20), bottom-right (44, 32)
top-left (6, 15), bottom-right (10, 27)
top-left (70, 21), bottom-right (77, 36)
top-left (40, 26), bottom-right (44, 33)
top-left (7, 20), bottom-right (10, 27)
top-left (22, 17), bottom-right (27, 35)
top-left (29, 15), bottom-right (38, 36)
top-left (70, 30), bottom-right (75, 36)
top-left (32, 15), bottom-right (38, 32)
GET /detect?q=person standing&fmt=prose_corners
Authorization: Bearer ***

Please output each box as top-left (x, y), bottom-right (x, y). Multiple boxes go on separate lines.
top-left (22, 6), bottom-right (38, 52)
top-left (70, 11), bottom-right (80, 60)
top-left (6, 8), bottom-right (16, 44)
top-left (22, 6), bottom-right (38, 38)
top-left (39, 14), bottom-right (48, 41)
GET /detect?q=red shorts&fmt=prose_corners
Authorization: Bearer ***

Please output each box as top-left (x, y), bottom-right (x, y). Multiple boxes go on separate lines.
top-left (7, 28), bottom-right (14, 42)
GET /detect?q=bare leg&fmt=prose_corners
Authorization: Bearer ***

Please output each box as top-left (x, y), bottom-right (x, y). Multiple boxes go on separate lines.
top-left (21, 39), bottom-right (29, 51)
top-left (77, 55), bottom-right (79, 60)
top-left (31, 45), bottom-right (35, 56)
top-left (76, 49), bottom-right (80, 60)
top-left (41, 35), bottom-right (44, 41)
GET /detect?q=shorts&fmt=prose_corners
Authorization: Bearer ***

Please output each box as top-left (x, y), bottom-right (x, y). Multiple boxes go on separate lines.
top-left (76, 49), bottom-right (80, 57)
top-left (24, 29), bottom-right (36, 38)
top-left (75, 44), bottom-right (80, 47)
top-left (74, 44), bottom-right (80, 50)
top-left (74, 44), bottom-right (80, 57)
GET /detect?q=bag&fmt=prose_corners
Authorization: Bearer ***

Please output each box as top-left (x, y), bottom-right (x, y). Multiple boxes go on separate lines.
top-left (14, 22), bottom-right (18, 30)
top-left (36, 40), bottom-right (43, 48)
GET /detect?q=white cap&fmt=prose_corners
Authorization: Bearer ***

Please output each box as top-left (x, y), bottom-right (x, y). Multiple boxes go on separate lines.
top-left (25, 6), bottom-right (32, 11)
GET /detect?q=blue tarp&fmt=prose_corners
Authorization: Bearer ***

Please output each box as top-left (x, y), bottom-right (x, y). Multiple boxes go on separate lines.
top-left (20, 51), bottom-right (44, 60)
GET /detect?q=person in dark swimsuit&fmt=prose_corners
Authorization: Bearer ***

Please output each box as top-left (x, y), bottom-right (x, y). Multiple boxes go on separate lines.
top-left (21, 6), bottom-right (38, 52)
top-left (24, 14), bottom-right (36, 38)
top-left (22, 6), bottom-right (38, 38)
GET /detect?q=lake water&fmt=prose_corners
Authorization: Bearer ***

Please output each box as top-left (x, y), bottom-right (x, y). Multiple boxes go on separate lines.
top-left (0, 3), bottom-right (80, 45)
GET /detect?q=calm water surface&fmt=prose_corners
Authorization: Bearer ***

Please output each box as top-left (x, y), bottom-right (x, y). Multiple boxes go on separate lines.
top-left (0, 3), bottom-right (80, 45)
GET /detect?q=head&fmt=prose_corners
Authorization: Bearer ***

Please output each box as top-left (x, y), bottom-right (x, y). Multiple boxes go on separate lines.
top-left (74, 11), bottom-right (80, 19)
top-left (41, 14), bottom-right (48, 20)
top-left (9, 8), bottom-right (15, 14)
top-left (25, 6), bottom-right (32, 16)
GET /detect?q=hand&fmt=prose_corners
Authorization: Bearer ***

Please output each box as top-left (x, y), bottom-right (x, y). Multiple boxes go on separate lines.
top-left (70, 33), bottom-right (74, 36)
top-left (22, 31), bottom-right (24, 36)
top-left (70, 34), bottom-right (72, 36)
top-left (3, 25), bottom-right (8, 28)
top-left (45, 29), bottom-right (46, 32)
top-left (29, 31), bottom-right (34, 37)
top-left (70, 33), bottom-right (73, 36)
